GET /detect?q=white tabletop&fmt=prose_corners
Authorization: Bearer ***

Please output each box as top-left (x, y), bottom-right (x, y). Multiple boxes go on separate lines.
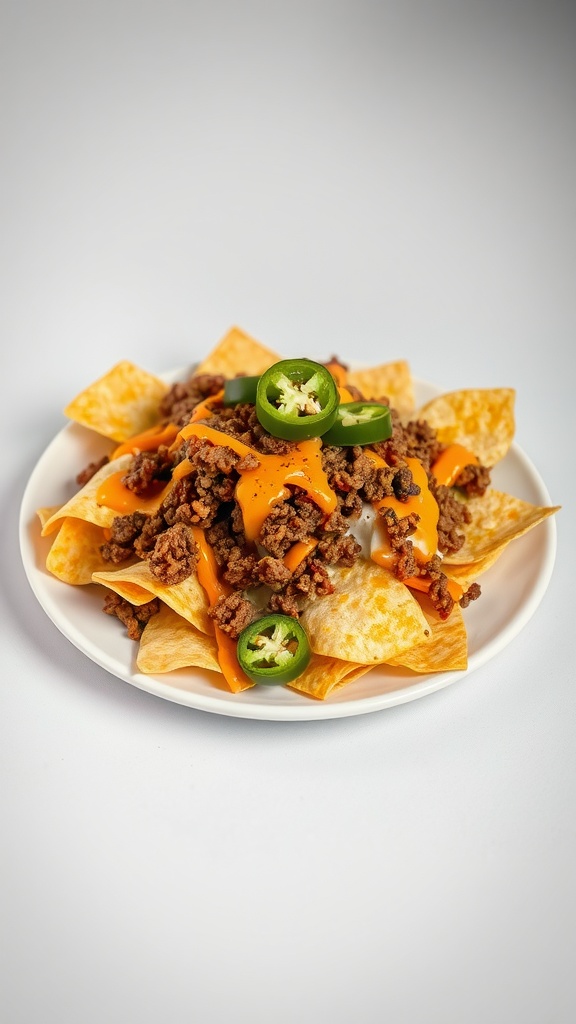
top-left (2, 3), bottom-right (574, 1022)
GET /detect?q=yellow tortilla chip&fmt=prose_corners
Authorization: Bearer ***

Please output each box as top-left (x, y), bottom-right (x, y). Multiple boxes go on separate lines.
top-left (388, 599), bottom-right (468, 672)
top-left (46, 518), bottom-right (122, 584)
top-left (36, 505), bottom-right (61, 528)
top-left (347, 360), bottom-right (415, 417)
top-left (287, 653), bottom-right (371, 700)
top-left (418, 388), bottom-right (515, 466)
top-left (92, 560), bottom-right (212, 635)
top-left (41, 455), bottom-right (133, 536)
top-left (137, 604), bottom-right (220, 674)
top-left (299, 560), bottom-right (431, 664)
top-left (193, 326), bottom-right (281, 377)
top-left (64, 361), bottom-right (168, 442)
top-left (444, 550), bottom-right (507, 586)
top-left (443, 490), bottom-right (560, 565)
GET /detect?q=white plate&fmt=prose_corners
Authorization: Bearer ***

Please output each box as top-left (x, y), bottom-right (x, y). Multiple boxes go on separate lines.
top-left (19, 373), bottom-right (557, 721)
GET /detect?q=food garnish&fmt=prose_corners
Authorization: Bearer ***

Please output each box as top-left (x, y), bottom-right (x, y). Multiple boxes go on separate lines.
top-left (255, 358), bottom-right (339, 440)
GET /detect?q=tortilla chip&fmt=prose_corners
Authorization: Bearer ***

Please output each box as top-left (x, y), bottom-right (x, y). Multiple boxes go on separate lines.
top-left (443, 490), bottom-right (560, 565)
top-left (193, 326), bottom-right (281, 377)
top-left (418, 388), bottom-right (515, 466)
top-left (388, 599), bottom-right (468, 672)
top-left (46, 518), bottom-right (122, 584)
top-left (444, 550), bottom-right (507, 586)
top-left (92, 560), bottom-right (212, 635)
top-left (299, 560), bottom-right (431, 664)
top-left (347, 360), bottom-right (415, 418)
top-left (36, 505), bottom-right (62, 528)
top-left (41, 455), bottom-right (133, 536)
top-left (64, 361), bottom-right (168, 442)
top-left (287, 652), bottom-right (372, 700)
top-left (137, 604), bottom-right (220, 674)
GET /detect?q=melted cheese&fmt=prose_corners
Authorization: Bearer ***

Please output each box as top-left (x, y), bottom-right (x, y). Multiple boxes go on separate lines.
top-left (401, 574), bottom-right (464, 601)
top-left (178, 422), bottom-right (337, 542)
top-left (112, 422), bottom-right (180, 459)
top-left (96, 472), bottom-right (172, 514)
top-left (191, 526), bottom-right (253, 692)
top-left (372, 456), bottom-right (439, 564)
top-left (431, 443), bottom-right (479, 487)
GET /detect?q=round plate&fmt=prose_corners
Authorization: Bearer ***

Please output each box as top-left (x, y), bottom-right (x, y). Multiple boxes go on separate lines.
top-left (19, 375), bottom-right (557, 720)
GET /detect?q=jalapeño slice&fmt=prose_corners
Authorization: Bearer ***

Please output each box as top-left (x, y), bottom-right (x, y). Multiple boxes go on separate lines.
top-left (321, 401), bottom-right (393, 446)
top-left (255, 359), bottom-right (339, 440)
top-left (223, 375), bottom-right (260, 406)
top-left (236, 614), bottom-right (311, 685)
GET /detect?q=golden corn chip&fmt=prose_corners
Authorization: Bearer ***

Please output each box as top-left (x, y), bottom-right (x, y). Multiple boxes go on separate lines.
top-left (137, 604), bottom-right (220, 674)
top-left (347, 360), bottom-right (415, 417)
top-left (46, 518), bottom-right (122, 585)
top-left (287, 653), bottom-right (371, 700)
top-left (388, 599), bottom-right (468, 672)
top-left (299, 560), bottom-right (431, 664)
top-left (443, 490), bottom-right (560, 565)
top-left (444, 550), bottom-right (507, 586)
top-left (192, 326), bottom-right (281, 377)
top-left (40, 455), bottom-right (133, 536)
top-left (64, 360), bottom-right (168, 442)
top-left (36, 505), bottom-right (61, 528)
top-left (92, 560), bottom-right (213, 635)
top-left (418, 388), bottom-right (515, 466)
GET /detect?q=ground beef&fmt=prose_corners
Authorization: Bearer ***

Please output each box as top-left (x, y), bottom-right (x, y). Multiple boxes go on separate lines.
top-left (372, 413), bottom-right (443, 469)
top-left (268, 592), bottom-right (301, 618)
top-left (459, 582), bottom-right (481, 608)
top-left (259, 496), bottom-right (324, 558)
top-left (377, 507), bottom-right (420, 579)
top-left (428, 575), bottom-right (455, 620)
top-left (100, 511), bottom-right (149, 563)
top-left (121, 446), bottom-right (175, 494)
top-left (205, 519), bottom-right (243, 566)
top-left (391, 464), bottom-right (420, 501)
top-left (103, 593), bottom-right (160, 639)
top-left (433, 484), bottom-right (471, 556)
top-left (205, 402), bottom-right (296, 455)
top-left (147, 522), bottom-right (198, 585)
top-left (322, 445), bottom-right (397, 507)
top-left (316, 532), bottom-right (361, 566)
top-left (76, 455), bottom-right (109, 487)
top-left (209, 592), bottom-right (256, 639)
top-left (254, 556), bottom-right (293, 589)
top-left (159, 373), bottom-right (226, 426)
top-left (221, 548), bottom-right (259, 588)
top-left (454, 462), bottom-right (491, 498)
top-left (287, 559), bottom-right (335, 599)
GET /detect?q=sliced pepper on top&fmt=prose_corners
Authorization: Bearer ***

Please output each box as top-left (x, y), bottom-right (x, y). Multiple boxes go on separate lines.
top-left (255, 358), bottom-right (339, 440)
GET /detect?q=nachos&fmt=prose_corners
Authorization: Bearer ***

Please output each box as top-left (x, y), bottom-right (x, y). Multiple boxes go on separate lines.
top-left (37, 326), bottom-right (560, 699)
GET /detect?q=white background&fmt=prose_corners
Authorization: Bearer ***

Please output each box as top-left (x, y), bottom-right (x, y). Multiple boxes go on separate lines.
top-left (2, 2), bottom-right (574, 1022)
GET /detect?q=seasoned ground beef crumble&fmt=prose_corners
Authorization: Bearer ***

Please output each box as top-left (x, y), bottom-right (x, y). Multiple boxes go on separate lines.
top-left (89, 364), bottom-right (487, 637)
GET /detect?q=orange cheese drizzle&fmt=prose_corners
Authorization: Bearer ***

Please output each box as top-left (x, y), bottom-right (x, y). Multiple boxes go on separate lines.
top-left (372, 456), bottom-right (439, 566)
top-left (189, 389), bottom-right (225, 422)
top-left (325, 359), bottom-right (348, 388)
top-left (190, 525), bottom-right (253, 692)
top-left (177, 422), bottom-right (337, 543)
top-left (431, 443), bottom-right (479, 488)
top-left (337, 386), bottom-right (355, 403)
top-left (364, 452), bottom-right (463, 602)
top-left (96, 474), bottom-right (173, 515)
top-left (282, 538), bottom-right (319, 572)
top-left (112, 422), bottom-right (181, 459)
top-left (401, 574), bottom-right (464, 602)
